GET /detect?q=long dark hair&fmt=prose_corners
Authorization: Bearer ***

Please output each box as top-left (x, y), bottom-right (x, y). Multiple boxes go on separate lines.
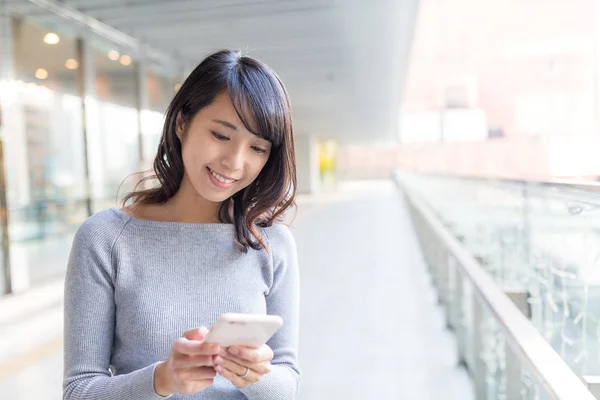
top-left (122, 49), bottom-right (297, 253)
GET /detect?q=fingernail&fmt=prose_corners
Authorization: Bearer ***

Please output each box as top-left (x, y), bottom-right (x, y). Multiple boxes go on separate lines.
top-left (214, 356), bottom-right (222, 365)
top-left (215, 365), bottom-right (223, 372)
top-left (228, 347), bottom-right (239, 355)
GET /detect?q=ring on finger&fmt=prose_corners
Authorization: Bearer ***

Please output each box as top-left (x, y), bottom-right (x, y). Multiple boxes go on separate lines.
top-left (238, 366), bottom-right (250, 379)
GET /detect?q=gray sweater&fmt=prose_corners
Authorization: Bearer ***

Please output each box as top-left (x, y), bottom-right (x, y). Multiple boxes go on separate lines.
top-left (63, 208), bottom-right (300, 399)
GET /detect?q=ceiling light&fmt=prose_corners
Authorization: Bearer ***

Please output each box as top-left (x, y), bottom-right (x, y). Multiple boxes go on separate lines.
top-left (174, 82), bottom-right (182, 92)
top-left (108, 50), bottom-right (120, 61)
top-left (35, 68), bottom-right (48, 79)
top-left (43, 32), bottom-right (60, 45)
top-left (65, 58), bottom-right (79, 70)
top-left (119, 55), bottom-right (132, 66)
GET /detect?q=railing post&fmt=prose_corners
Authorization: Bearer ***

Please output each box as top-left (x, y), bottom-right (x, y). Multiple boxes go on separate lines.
top-left (457, 281), bottom-right (467, 364)
top-left (505, 290), bottom-right (531, 400)
top-left (447, 255), bottom-right (458, 330)
top-left (473, 295), bottom-right (487, 400)
top-left (442, 248), bottom-right (451, 312)
top-left (584, 376), bottom-right (600, 399)
top-left (436, 244), bottom-right (446, 304)
top-left (452, 257), bottom-right (468, 367)
top-left (430, 236), bottom-right (442, 298)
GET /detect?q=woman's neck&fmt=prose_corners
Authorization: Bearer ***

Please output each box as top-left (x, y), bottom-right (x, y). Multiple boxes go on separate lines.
top-left (163, 187), bottom-right (221, 223)
top-left (127, 175), bottom-right (222, 224)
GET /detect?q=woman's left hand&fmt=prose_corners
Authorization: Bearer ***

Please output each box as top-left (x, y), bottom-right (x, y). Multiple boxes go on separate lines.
top-left (212, 344), bottom-right (274, 387)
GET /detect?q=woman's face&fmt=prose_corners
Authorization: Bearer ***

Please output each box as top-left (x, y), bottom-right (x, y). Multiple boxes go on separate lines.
top-left (176, 91), bottom-right (273, 204)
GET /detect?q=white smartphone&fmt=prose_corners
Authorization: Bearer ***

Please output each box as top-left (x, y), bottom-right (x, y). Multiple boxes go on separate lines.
top-left (204, 313), bottom-right (284, 348)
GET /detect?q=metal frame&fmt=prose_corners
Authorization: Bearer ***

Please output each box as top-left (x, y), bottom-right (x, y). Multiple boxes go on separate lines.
top-left (0, 141), bottom-right (11, 295)
top-left (76, 37), bottom-right (93, 218)
top-left (0, 2), bottom-right (13, 295)
top-left (397, 176), bottom-right (598, 400)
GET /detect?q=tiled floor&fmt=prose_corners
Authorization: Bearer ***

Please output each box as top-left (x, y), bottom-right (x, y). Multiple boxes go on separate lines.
top-left (0, 180), bottom-right (473, 400)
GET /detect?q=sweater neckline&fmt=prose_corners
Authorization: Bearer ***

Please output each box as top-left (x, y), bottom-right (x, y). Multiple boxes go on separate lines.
top-left (111, 208), bottom-right (235, 230)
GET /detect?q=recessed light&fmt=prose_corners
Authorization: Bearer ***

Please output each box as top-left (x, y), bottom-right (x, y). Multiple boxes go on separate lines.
top-left (65, 58), bottom-right (79, 70)
top-left (35, 68), bottom-right (48, 79)
top-left (119, 55), bottom-right (132, 66)
top-left (43, 33), bottom-right (60, 45)
top-left (108, 50), bottom-right (120, 61)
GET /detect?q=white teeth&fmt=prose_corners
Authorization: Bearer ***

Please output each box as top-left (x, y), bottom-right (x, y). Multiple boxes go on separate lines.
top-left (209, 168), bottom-right (235, 184)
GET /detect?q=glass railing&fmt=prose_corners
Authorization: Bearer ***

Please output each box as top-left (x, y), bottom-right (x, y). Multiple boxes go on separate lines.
top-left (395, 171), bottom-right (600, 400)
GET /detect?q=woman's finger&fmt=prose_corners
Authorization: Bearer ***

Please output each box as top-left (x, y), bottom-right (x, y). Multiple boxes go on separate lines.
top-left (227, 345), bottom-right (273, 364)
top-left (214, 356), bottom-right (247, 376)
top-left (214, 356), bottom-right (269, 381)
top-left (174, 353), bottom-right (215, 368)
top-left (174, 337), bottom-right (220, 356)
top-left (182, 327), bottom-right (209, 341)
top-left (214, 364), bottom-right (261, 387)
top-left (179, 366), bottom-right (218, 381)
top-left (216, 352), bottom-right (272, 375)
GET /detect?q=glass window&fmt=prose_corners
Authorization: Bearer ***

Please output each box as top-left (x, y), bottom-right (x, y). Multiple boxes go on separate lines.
top-left (86, 43), bottom-right (140, 212)
top-left (5, 17), bottom-right (88, 287)
top-left (142, 69), bottom-right (177, 161)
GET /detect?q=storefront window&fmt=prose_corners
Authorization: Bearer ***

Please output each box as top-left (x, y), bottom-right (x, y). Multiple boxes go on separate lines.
top-left (142, 69), bottom-right (177, 162)
top-left (87, 43), bottom-right (140, 211)
top-left (6, 17), bottom-right (87, 287)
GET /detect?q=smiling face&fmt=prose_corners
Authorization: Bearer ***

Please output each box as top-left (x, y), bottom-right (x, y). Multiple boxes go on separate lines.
top-left (176, 91), bottom-right (273, 204)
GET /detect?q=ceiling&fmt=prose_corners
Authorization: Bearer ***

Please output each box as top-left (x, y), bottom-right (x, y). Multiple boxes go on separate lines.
top-left (5, 0), bottom-right (419, 142)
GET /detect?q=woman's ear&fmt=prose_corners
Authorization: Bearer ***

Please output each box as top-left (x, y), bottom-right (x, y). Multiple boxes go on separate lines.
top-left (175, 112), bottom-right (185, 140)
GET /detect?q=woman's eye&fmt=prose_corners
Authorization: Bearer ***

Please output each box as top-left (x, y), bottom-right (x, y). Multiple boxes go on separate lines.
top-left (212, 131), bottom-right (229, 141)
top-left (252, 146), bottom-right (267, 154)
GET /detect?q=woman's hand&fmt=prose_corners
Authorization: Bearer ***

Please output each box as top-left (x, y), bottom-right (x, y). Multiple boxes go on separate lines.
top-left (212, 344), bottom-right (274, 388)
top-left (154, 327), bottom-right (221, 397)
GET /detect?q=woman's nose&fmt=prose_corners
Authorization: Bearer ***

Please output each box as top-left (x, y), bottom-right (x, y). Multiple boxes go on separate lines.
top-left (220, 148), bottom-right (244, 172)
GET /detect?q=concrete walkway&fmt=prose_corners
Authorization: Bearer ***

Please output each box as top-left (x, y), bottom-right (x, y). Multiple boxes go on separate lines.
top-left (295, 180), bottom-right (473, 399)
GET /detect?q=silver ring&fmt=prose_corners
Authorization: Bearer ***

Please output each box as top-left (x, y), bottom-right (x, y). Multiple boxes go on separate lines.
top-left (239, 366), bottom-right (250, 379)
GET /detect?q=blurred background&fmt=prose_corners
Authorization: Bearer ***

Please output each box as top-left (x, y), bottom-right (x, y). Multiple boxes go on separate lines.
top-left (2, 0), bottom-right (600, 399)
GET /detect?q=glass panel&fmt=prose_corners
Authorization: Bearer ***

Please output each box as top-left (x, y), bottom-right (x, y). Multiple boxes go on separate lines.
top-left (5, 17), bottom-right (87, 286)
top-left (142, 69), bottom-right (177, 162)
top-left (403, 173), bottom-right (600, 396)
top-left (88, 43), bottom-right (140, 211)
top-left (527, 187), bottom-right (598, 377)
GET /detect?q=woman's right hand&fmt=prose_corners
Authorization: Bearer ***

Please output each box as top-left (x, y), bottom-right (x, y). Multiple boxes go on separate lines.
top-left (154, 327), bottom-right (221, 397)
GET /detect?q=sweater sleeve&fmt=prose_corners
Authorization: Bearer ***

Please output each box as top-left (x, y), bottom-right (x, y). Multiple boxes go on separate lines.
top-left (239, 224), bottom-right (301, 400)
top-left (63, 213), bottom-right (168, 400)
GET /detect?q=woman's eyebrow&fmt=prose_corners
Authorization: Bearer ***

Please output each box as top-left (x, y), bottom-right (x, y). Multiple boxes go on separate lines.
top-left (212, 119), bottom-right (237, 131)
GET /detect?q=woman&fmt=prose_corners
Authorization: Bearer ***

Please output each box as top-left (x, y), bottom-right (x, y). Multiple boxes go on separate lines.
top-left (63, 49), bottom-right (300, 399)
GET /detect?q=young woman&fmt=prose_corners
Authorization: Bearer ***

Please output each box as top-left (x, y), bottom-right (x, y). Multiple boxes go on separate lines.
top-left (63, 49), bottom-right (300, 399)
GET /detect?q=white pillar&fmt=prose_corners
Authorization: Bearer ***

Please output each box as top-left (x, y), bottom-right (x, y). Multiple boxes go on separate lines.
top-left (294, 134), bottom-right (320, 195)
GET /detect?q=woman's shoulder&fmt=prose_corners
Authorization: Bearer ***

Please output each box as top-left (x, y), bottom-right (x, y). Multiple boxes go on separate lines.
top-left (262, 223), bottom-right (297, 257)
top-left (74, 208), bottom-right (131, 246)
top-left (263, 223), bottom-right (294, 241)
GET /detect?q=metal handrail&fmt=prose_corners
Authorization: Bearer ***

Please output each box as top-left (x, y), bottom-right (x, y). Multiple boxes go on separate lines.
top-left (398, 171), bottom-right (600, 192)
top-left (397, 170), bottom-right (600, 216)
top-left (397, 176), bottom-right (597, 400)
